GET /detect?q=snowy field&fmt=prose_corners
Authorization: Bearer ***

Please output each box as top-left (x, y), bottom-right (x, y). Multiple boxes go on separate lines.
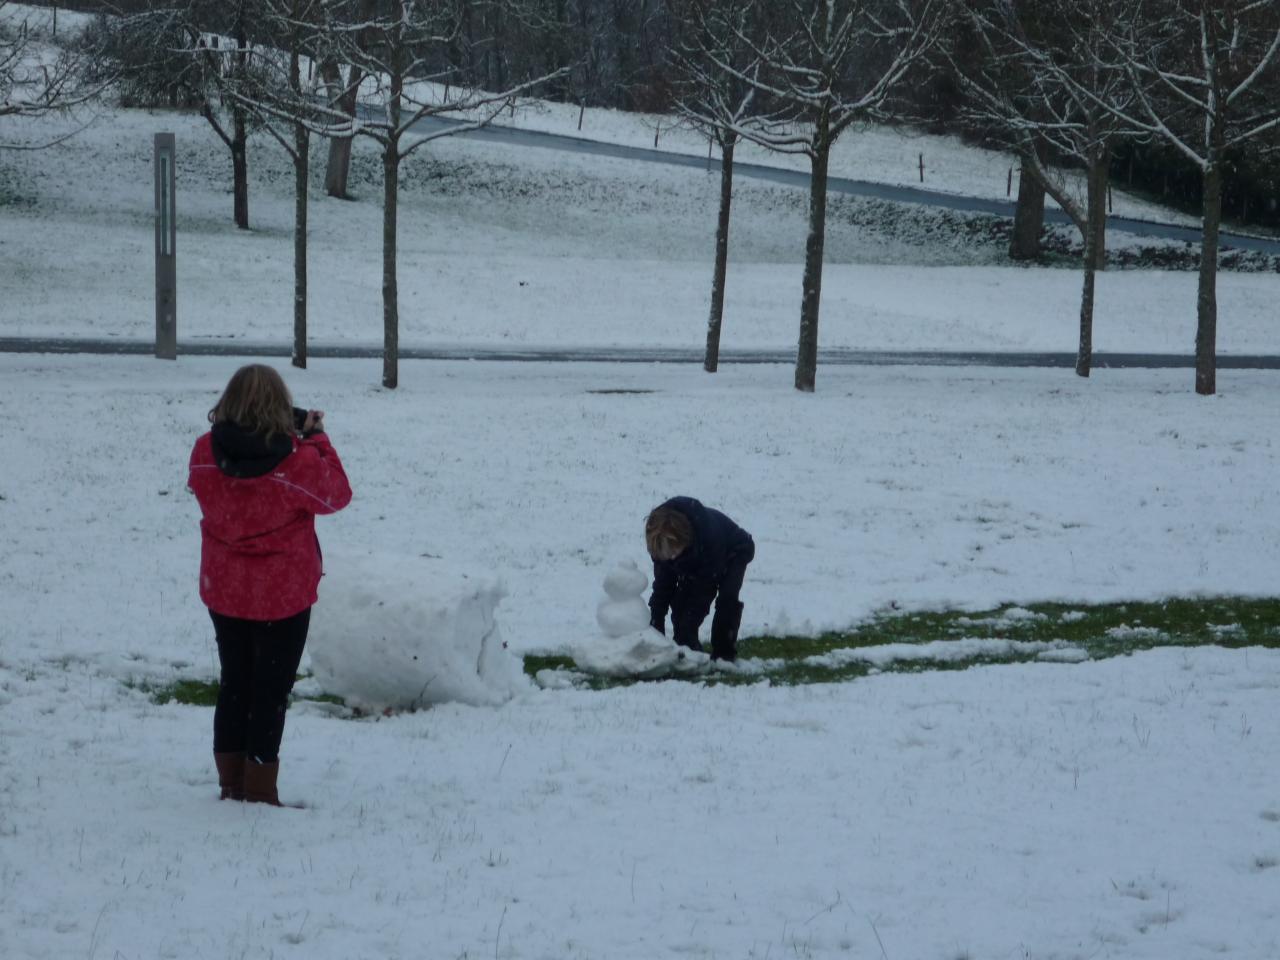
top-left (4, 356), bottom-right (1280, 959)
top-left (4, 18), bottom-right (1280, 958)
top-left (4, 102), bottom-right (1278, 355)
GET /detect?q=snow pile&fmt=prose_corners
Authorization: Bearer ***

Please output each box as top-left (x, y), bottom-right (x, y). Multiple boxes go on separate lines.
top-left (307, 550), bottom-right (529, 711)
top-left (805, 637), bottom-right (1077, 669)
top-left (569, 560), bottom-right (708, 677)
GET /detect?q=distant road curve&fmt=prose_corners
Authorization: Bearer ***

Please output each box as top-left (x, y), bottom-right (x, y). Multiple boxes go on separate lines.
top-left (3, 337), bottom-right (1279, 369)
top-left (407, 115), bottom-right (1280, 255)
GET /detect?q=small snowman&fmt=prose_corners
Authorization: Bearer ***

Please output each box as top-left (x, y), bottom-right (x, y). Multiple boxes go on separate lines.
top-left (596, 561), bottom-right (652, 638)
top-left (572, 560), bottom-right (708, 678)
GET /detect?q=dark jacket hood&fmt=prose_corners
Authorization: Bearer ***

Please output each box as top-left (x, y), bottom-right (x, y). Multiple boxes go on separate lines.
top-left (209, 421), bottom-right (294, 478)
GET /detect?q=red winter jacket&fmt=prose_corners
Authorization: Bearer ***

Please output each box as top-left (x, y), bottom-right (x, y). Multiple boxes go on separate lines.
top-left (188, 428), bottom-right (352, 621)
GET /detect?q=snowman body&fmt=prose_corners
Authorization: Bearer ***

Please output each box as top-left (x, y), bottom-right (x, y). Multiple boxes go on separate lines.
top-left (572, 560), bottom-right (708, 678)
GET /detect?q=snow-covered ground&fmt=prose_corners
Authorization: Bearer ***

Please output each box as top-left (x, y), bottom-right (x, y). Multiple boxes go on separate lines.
top-left (1, 0), bottom-right (1195, 227)
top-left (4, 104), bottom-right (1275, 355)
top-left (4, 354), bottom-right (1280, 959)
top-left (4, 32), bottom-right (1280, 960)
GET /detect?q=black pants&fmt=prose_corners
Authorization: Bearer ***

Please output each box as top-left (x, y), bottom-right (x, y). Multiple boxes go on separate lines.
top-left (671, 544), bottom-right (754, 658)
top-left (209, 607), bottom-right (310, 764)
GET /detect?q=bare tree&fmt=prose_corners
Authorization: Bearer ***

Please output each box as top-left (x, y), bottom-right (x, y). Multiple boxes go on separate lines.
top-left (318, 55), bottom-right (362, 197)
top-left (1, 1), bottom-right (106, 140)
top-left (716, 0), bottom-right (948, 392)
top-left (231, 0), bottom-right (350, 368)
top-left (668, 0), bottom-right (777, 372)
top-left (324, 0), bottom-right (568, 388)
top-left (315, 0), bottom-right (376, 198)
top-left (1104, 0), bottom-right (1280, 395)
top-left (192, 1), bottom-right (255, 229)
top-left (1008, 145), bottom-right (1046, 260)
top-left (94, 2), bottom-right (260, 228)
top-left (960, 0), bottom-right (1144, 377)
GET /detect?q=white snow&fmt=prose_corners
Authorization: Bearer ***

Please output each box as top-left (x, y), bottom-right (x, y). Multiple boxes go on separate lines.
top-left (1106, 625), bottom-right (1169, 642)
top-left (594, 560), bottom-right (652, 638)
top-left (4, 100), bottom-right (1277, 356)
top-left (306, 550), bottom-right (527, 712)
top-left (574, 560), bottom-right (708, 677)
top-left (802, 636), bottom-right (1071, 669)
top-left (2, 49), bottom-right (1280, 960)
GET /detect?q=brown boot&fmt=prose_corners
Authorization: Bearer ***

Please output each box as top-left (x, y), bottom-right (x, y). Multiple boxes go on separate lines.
top-left (214, 752), bottom-right (246, 801)
top-left (243, 759), bottom-right (284, 807)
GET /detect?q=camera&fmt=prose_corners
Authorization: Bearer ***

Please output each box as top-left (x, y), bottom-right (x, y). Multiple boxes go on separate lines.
top-left (292, 406), bottom-right (308, 432)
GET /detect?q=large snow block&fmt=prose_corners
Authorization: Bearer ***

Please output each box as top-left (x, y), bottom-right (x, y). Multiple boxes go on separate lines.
top-left (307, 550), bottom-right (530, 712)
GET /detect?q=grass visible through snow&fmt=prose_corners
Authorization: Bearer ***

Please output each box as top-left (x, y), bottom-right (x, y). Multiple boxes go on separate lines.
top-left (524, 596), bottom-right (1280, 690)
top-left (139, 597), bottom-right (1280, 704)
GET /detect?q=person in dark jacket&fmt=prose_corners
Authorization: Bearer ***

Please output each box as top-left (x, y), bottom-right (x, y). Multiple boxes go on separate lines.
top-left (188, 364), bottom-right (352, 806)
top-left (646, 497), bottom-right (754, 662)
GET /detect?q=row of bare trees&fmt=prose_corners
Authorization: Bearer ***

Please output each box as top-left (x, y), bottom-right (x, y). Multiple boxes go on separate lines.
top-left (665, 0), bottom-right (1280, 396)
top-left (667, 0), bottom-right (946, 392)
top-left (951, 0), bottom-right (1280, 395)
top-left (7, 1), bottom-right (1280, 394)
top-left (75, 0), bottom-right (569, 386)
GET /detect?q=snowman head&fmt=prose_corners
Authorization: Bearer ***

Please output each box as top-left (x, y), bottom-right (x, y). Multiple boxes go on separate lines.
top-left (645, 505), bottom-right (693, 561)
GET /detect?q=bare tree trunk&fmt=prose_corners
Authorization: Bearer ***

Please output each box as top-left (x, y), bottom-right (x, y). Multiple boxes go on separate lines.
top-left (704, 138), bottom-right (735, 373)
top-left (1009, 153), bottom-right (1045, 261)
top-left (1196, 161), bottom-right (1221, 396)
top-left (330, 80), bottom-right (360, 199)
top-left (382, 144), bottom-right (400, 389)
top-left (232, 110), bottom-right (249, 230)
top-left (232, 10), bottom-right (249, 230)
top-left (1089, 148), bottom-right (1109, 271)
top-left (1076, 193), bottom-right (1098, 378)
top-left (292, 122), bottom-right (309, 369)
top-left (1076, 253), bottom-right (1096, 378)
top-left (796, 129), bottom-right (830, 393)
top-left (1076, 156), bottom-right (1109, 377)
top-left (322, 62), bottom-right (361, 199)
top-left (326, 136), bottom-right (354, 199)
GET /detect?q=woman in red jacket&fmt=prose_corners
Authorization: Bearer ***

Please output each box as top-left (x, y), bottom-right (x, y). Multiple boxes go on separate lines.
top-left (188, 365), bottom-right (352, 806)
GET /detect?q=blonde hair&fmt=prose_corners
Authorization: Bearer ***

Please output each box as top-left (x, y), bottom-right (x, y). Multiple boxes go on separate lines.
top-left (645, 506), bottom-right (693, 561)
top-left (208, 364), bottom-right (295, 440)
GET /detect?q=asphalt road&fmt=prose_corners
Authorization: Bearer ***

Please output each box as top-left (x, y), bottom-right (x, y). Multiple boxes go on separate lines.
top-left (4, 337), bottom-right (1279, 369)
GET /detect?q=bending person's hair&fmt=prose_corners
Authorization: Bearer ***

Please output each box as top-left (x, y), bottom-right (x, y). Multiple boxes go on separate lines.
top-left (646, 506), bottom-right (693, 561)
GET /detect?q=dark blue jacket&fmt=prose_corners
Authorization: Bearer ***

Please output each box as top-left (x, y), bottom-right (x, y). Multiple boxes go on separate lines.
top-left (649, 497), bottom-right (753, 620)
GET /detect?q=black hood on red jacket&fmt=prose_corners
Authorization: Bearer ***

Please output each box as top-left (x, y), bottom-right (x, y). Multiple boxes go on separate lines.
top-left (209, 421), bottom-right (294, 478)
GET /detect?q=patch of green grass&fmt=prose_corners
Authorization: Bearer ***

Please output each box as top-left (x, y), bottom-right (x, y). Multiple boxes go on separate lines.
top-left (136, 598), bottom-right (1280, 703)
top-left (523, 654), bottom-right (576, 674)
top-left (527, 596), bottom-right (1280, 689)
top-left (131, 677), bottom-right (220, 706)
top-left (133, 674), bottom-right (347, 708)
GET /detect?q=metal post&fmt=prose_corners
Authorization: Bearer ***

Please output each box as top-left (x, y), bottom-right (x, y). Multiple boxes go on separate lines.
top-left (154, 133), bottom-right (177, 360)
